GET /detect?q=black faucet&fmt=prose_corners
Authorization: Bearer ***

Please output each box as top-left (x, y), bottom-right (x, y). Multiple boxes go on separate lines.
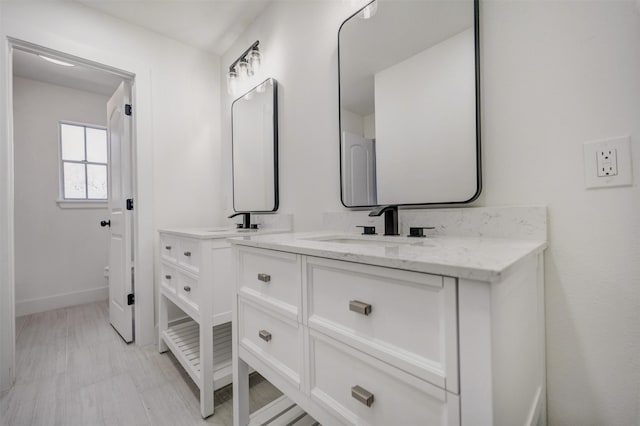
top-left (228, 212), bottom-right (251, 229)
top-left (368, 205), bottom-right (399, 236)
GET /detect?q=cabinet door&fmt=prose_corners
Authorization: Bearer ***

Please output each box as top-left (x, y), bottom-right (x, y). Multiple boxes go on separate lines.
top-left (159, 263), bottom-right (177, 295)
top-left (238, 297), bottom-right (304, 389)
top-left (305, 256), bottom-right (458, 392)
top-left (309, 330), bottom-right (460, 426)
top-left (177, 237), bottom-right (201, 274)
top-left (236, 246), bottom-right (302, 321)
top-left (160, 234), bottom-right (178, 264)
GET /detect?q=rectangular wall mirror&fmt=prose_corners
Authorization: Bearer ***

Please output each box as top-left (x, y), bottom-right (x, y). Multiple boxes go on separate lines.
top-left (232, 78), bottom-right (279, 212)
top-left (339, 0), bottom-right (481, 207)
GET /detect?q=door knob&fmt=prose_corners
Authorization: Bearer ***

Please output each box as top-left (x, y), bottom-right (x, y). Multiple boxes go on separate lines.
top-left (100, 220), bottom-right (111, 228)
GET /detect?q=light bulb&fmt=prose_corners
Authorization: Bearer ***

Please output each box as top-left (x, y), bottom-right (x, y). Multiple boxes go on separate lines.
top-left (227, 70), bottom-right (238, 95)
top-left (237, 60), bottom-right (250, 79)
top-left (359, 0), bottom-right (378, 19)
top-left (248, 48), bottom-right (262, 76)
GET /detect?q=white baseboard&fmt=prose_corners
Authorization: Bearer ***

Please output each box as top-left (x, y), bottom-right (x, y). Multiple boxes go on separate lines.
top-left (16, 286), bottom-right (109, 317)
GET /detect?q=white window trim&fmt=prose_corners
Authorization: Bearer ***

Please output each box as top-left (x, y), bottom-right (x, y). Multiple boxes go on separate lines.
top-left (58, 120), bottom-right (109, 202)
top-left (56, 199), bottom-right (108, 209)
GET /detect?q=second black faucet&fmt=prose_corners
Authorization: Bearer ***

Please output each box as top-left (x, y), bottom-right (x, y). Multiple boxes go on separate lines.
top-left (368, 205), bottom-right (399, 236)
top-left (228, 212), bottom-right (258, 229)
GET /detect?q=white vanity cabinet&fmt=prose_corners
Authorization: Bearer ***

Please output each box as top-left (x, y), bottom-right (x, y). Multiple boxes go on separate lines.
top-left (157, 229), bottom-right (236, 419)
top-left (231, 234), bottom-right (546, 426)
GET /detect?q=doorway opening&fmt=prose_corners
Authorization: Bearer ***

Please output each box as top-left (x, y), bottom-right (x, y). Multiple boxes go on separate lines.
top-left (10, 41), bottom-right (137, 376)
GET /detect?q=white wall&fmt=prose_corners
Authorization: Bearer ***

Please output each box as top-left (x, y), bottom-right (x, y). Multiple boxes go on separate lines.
top-left (481, 2), bottom-right (640, 424)
top-left (220, 1), bottom-right (351, 229)
top-left (222, 1), bottom-right (640, 424)
top-left (0, 0), bottom-right (222, 229)
top-left (13, 77), bottom-right (110, 315)
top-left (0, 0), bottom-right (221, 388)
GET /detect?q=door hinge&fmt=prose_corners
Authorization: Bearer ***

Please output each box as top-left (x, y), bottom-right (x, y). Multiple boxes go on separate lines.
top-left (125, 104), bottom-right (132, 116)
top-left (126, 198), bottom-right (134, 210)
top-left (127, 293), bottom-right (135, 305)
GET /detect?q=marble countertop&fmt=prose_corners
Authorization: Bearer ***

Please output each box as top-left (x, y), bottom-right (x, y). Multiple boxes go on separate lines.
top-left (228, 231), bottom-right (547, 282)
top-left (158, 227), bottom-right (290, 240)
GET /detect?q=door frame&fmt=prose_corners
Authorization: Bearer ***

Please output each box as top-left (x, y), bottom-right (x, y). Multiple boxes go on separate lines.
top-left (0, 36), bottom-right (156, 392)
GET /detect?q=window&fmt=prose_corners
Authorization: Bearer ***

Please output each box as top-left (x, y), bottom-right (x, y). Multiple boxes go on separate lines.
top-left (59, 122), bottom-right (108, 200)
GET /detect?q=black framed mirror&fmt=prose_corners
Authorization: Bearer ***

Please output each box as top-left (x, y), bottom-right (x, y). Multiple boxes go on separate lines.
top-left (231, 78), bottom-right (279, 212)
top-left (339, 0), bottom-right (481, 207)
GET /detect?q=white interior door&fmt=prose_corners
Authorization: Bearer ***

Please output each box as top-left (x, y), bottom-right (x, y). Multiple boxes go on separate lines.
top-left (342, 131), bottom-right (377, 206)
top-left (107, 81), bottom-right (133, 343)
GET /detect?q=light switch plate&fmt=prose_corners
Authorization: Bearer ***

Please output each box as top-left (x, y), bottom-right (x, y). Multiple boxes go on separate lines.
top-left (583, 136), bottom-right (633, 189)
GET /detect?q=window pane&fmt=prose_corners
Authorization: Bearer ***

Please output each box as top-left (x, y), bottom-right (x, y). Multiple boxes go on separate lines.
top-left (63, 162), bottom-right (86, 198)
top-left (61, 124), bottom-right (85, 161)
top-left (87, 164), bottom-right (108, 199)
top-left (86, 127), bottom-right (107, 163)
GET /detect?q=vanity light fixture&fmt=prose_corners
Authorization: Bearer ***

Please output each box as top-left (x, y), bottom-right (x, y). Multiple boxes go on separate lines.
top-left (227, 40), bottom-right (263, 96)
top-left (359, 0), bottom-right (378, 19)
top-left (237, 59), bottom-right (250, 79)
top-left (248, 47), bottom-right (262, 73)
top-left (38, 54), bottom-right (75, 67)
top-left (226, 69), bottom-right (238, 95)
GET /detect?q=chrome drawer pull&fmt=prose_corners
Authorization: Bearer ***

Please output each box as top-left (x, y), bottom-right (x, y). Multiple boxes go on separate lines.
top-left (183, 286), bottom-right (191, 292)
top-left (257, 273), bottom-right (271, 283)
top-left (258, 330), bottom-right (272, 342)
top-left (165, 245), bottom-right (172, 250)
top-left (165, 275), bottom-right (172, 280)
top-left (351, 385), bottom-right (374, 407)
top-left (349, 300), bottom-right (372, 316)
top-left (183, 251), bottom-right (191, 257)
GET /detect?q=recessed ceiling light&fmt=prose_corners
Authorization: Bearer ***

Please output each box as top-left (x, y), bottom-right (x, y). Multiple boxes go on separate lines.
top-left (38, 55), bottom-right (75, 67)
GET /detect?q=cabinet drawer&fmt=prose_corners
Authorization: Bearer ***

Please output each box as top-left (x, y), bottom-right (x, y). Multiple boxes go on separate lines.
top-left (309, 331), bottom-right (460, 426)
top-left (236, 247), bottom-right (301, 319)
top-left (160, 235), bottom-right (178, 264)
top-left (238, 298), bottom-right (303, 388)
top-left (178, 272), bottom-right (199, 313)
top-left (177, 238), bottom-right (201, 274)
top-left (305, 257), bottom-right (458, 392)
top-left (160, 263), bottom-right (177, 294)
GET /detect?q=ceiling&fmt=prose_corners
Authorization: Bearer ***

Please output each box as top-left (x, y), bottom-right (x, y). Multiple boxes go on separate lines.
top-left (13, 1), bottom-right (275, 95)
top-left (75, 0), bottom-right (273, 56)
top-left (13, 49), bottom-right (124, 96)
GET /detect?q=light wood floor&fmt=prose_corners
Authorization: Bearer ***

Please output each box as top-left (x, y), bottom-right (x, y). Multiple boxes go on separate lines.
top-left (0, 301), bottom-right (282, 426)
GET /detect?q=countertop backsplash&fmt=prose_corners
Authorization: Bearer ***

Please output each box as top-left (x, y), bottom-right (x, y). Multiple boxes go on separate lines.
top-left (323, 206), bottom-right (547, 241)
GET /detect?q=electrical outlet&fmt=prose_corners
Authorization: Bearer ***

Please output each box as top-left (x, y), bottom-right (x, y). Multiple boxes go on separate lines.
top-left (584, 136), bottom-right (633, 189)
top-left (596, 149), bottom-right (618, 177)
